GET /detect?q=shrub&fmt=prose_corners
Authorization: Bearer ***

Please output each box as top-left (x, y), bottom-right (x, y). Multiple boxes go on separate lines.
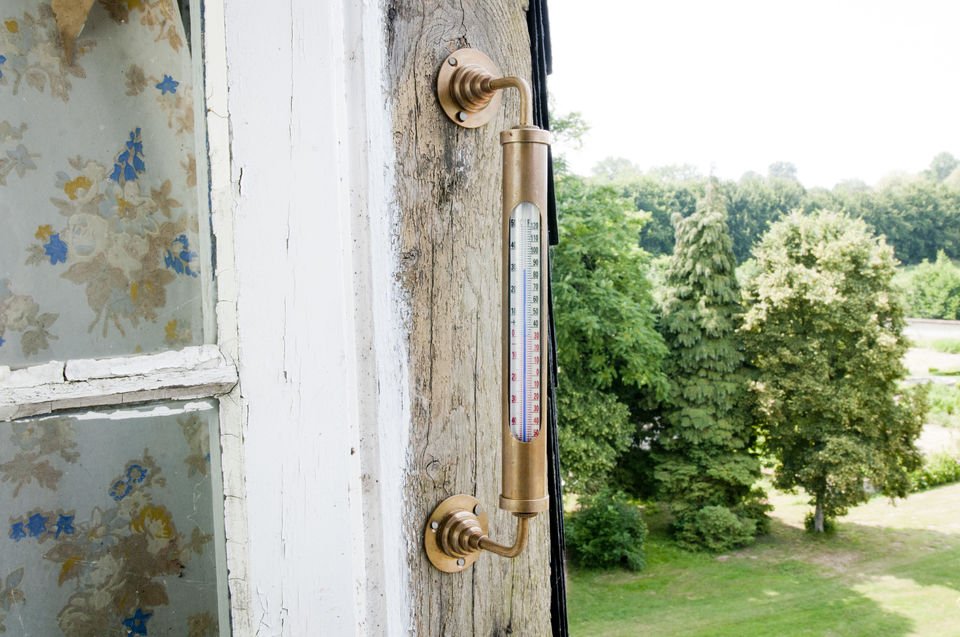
top-left (909, 453), bottom-right (960, 492)
top-left (732, 489), bottom-right (774, 536)
top-left (927, 384), bottom-right (960, 419)
top-left (566, 489), bottom-right (647, 571)
top-left (673, 505), bottom-right (757, 552)
top-left (895, 252), bottom-right (960, 319)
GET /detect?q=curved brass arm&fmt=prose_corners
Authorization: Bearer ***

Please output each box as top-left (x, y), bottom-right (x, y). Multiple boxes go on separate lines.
top-left (488, 76), bottom-right (533, 128)
top-left (478, 515), bottom-right (529, 558)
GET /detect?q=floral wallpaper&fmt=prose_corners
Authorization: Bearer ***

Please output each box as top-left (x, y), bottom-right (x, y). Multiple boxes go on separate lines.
top-left (0, 400), bottom-right (223, 636)
top-left (0, 0), bottom-right (206, 368)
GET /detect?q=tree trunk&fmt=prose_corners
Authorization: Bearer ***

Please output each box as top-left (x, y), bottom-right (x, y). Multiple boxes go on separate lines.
top-left (813, 496), bottom-right (825, 533)
top-left (386, 2), bottom-right (552, 635)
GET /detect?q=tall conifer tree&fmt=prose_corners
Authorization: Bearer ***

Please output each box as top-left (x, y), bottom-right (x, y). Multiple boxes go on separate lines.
top-left (655, 183), bottom-right (764, 550)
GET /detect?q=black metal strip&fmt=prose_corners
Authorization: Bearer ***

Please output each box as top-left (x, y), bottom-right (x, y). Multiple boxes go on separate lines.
top-left (526, 2), bottom-right (569, 635)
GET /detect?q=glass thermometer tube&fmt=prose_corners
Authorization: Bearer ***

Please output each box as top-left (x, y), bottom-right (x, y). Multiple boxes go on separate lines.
top-left (508, 203), bottom-right (542, 443)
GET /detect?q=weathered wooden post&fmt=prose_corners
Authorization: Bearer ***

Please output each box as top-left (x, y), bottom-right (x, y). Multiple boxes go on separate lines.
top-left (387, 1), bottom-right (552, 633)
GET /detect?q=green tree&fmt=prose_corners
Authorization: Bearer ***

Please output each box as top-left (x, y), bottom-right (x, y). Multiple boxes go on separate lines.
top-left (633, 177), bottom-right (702, 256)
top-left (925, 152), bottom-right (960, 182)
top-left (742, 211), bottom-right (927, 532)
top-left (549, 102), bottom-right (589, 175)
top-left (723, 172), bottom-right (806, 263)
top-left (830, 178), bottom-right (960, 265)
top-left (553, 174), bottom-right (668, 493)
top-left (767, 161), bottom-right (799, 181)
top-left (591, 157), bottom-right (644, 184)
top-left (896, 251), bottom-right (960, 319)
top-left (654, 184), bottom-right (764, 550)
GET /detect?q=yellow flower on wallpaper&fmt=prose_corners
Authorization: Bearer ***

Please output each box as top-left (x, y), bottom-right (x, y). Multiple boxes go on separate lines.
top-left (131, 504), bottom-right (175, 539)
top-left (62, 175), bottom-right (91, 200)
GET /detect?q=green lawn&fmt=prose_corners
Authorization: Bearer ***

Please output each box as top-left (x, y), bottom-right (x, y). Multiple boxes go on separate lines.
top-left (568, 484), bottom-right (960, 636)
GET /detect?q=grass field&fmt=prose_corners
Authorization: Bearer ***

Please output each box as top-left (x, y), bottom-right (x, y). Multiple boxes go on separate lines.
top-left (568, 484), bottom-right (960, 636)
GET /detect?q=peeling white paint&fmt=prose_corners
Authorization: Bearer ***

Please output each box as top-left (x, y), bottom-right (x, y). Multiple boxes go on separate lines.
top-left (199, 0), bottom-right (252, 634)
top-left (343, 0), bottom-right (412, 633)
top-left (218, 0), bottom-right (409, 634)
top-left (70, 399), bottom-right (215, 420)
top-left (0, 346), bottom-right (238, 421)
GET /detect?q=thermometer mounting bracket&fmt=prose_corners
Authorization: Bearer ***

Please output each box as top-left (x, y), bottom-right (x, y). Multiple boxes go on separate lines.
top-left (436, 48), bottom-right (504, 129)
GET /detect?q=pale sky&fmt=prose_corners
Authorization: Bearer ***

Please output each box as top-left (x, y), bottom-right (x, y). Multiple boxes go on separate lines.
top-left (548, 0), bottom-right (960, 187)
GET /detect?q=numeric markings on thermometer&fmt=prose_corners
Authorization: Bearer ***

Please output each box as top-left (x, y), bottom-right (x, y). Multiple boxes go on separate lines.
top-left (508, 202), bottom-right (544, 442)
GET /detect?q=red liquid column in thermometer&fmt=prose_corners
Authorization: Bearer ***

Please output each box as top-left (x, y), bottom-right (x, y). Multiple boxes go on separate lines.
top-left (509, 202), bottom-right (542, 442)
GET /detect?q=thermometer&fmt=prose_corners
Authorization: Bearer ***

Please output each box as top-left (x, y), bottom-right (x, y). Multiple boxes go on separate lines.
top-left (424, 49), bottom-right (550, 573)
top-left (499, 126), bottom-right (550, 515)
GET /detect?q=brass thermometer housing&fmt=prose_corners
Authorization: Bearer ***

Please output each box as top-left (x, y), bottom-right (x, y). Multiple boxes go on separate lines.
top-left (425, 48), bottom-right (551, 573)
top-left (499, 125), bottom-right (550, 515)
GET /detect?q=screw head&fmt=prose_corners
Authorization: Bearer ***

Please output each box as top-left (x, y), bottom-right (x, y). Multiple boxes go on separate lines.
top-left (449, 57), bottom-right (458, 66)
top-left (456, 111), bottom-right (468, 123)
top-left (430, 521), bottom-right (439, 531)
top-left (456, 558), bottom-right (466, 567)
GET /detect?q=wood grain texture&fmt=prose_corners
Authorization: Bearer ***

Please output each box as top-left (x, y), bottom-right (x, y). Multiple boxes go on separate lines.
top-left (386, 1), bottom-right (552, 634)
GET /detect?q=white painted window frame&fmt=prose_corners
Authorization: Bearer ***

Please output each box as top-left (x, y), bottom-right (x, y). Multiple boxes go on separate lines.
top-left (0, 0), bottom-right (243, 633)
top-left (2, 0), bottom-right (414, 633)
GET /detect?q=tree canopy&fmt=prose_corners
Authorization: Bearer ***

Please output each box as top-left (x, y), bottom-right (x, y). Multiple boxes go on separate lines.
top-left (589, 155), bottom-right (960, 267)
top-left (742, 210), bottom-right (927, 532)
top-left (552, 174), bottom-right (668, 493)
top-left (653, 183), bottom-right (765, 550)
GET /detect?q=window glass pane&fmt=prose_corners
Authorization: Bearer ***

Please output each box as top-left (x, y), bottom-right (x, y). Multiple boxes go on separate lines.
top-left (0, 399), bottom-right (226, 635)
top-left (0, 1), bottom-right (209, 368)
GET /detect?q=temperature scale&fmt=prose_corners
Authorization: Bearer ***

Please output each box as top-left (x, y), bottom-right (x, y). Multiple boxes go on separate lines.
top-left (508, 203), bottom-right (542, 444)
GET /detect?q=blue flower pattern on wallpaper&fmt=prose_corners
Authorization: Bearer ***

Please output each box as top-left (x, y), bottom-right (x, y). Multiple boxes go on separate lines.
top-left (8, 511), bottom-right (75, 542)
top-left (165, 234), bottom-right (198, 277)
top-left (20, 126), bottom-right (198, 339)
top-left (111, 461), bottom-right (149, 501)
top-left (111, 128), bottom-right (146, 184)
top-left (42, 233), bottom-right (67, 265)
top-left (155, 74), bottom-right (178, 95)
top-left (1, 0), bottom-right (202, 365)
top-left (8, 521), bottom-right (26, 542)
top-left (123, 607), bottom-right (153, 635)
top-left (54, 512), bottom-right (74, 538)
top-left (0, 404), bottom-right (221, 635)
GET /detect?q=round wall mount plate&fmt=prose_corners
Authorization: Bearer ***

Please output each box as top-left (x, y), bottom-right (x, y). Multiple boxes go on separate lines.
top-left (437, 48), bottom-right (503, 129)
top-left (424, 494), bottom-right (490, 572)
